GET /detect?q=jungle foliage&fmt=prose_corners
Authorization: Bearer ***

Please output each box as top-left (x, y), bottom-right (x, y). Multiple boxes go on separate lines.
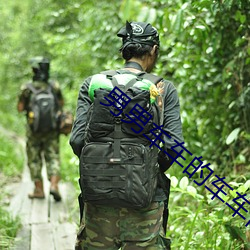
top-left (0, 0), bottom-right (249, 249)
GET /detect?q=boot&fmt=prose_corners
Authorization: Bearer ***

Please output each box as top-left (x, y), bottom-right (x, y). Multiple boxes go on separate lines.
top-left (50, 175), bottom-right (62, 202)
top-left (28, 180), bottom-right (45, 199)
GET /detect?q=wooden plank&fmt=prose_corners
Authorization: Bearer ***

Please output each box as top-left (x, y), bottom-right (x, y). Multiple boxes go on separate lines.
top-left (18, 186), bottom-right (33, 225)
top-left (31, 223), bottom-right (54, 250)
top-left (9, 181), bottom-right (33, 220)
top-left (52, 222), bottom-right (76, 250)
top-left (8, 182), bottom-right (27, 217)
top-left (21, 163), bottom-right (31, 182)
top-left (61, 182), bottom-right (79, 223)
top-left (16, 181), bottom-right (33, 224)
top-left (9, 156), bottom-right (78, 250)
top-left (11, 224), bottom-right (31, 250)
top-left (30, 196), bottom-right (49, 224)
top-left (50, 182), bottom-right (76, 223)
top-left (30, 167), bottom-right (50, 224)
top-left (50, 196), bottom-right (67, 223)
top-left (61, 182), bottom-right (77, 210)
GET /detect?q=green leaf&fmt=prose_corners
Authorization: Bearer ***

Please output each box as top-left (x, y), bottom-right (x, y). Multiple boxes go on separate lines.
top-left (224, 223), bottom-right (246, 242)
top-left (187, 185), bottom-right (197, 197)
top-left (172, 9), bottom-right (183, 34)
top-left (229, 189), bottom-right (237, 198)
top-left (120, 0), bottom-right (131, 21)
top-left (244, 180), bottom-right (250, 190)
top-left (226, 128), bottom-right (241, 145)
top-left (237, 185), bottom-right (247, 194)
top-left (171, 176), bottom-right (178, 188)
top-left (179, 176), bottom-right (189, 190)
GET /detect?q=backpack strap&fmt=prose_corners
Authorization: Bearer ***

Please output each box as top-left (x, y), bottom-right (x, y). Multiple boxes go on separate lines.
top-left (101, 69), bottom-right (163, 85)
top-left (109, 76), bottom-right (124, 160)
top-left (138, 72), bottom-right (164, 125)
top-left (26, 83), bottom-right (40, 94)
top-left (137, 72), bottom-right (163, 86)
top-left (26, 82), bottom-right (60, 112)
top-left (27, 82), bottom-right (53, 93)
top-left (48, 81), bottom-right (61, 110)
top-left (103, 70), bottom-right (138, 92)
top-left (100, 70), bottom-right (118, 78)
top-left (101, 69), bottom-right (164, 124)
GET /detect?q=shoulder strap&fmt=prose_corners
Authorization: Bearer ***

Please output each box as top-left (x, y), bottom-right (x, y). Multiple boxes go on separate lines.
top-left (101, 70), bottom-right (163, 85)
top-left (138, 72), bottom-right (164, 125)
top-left (48, 80), bottom-right (56, 90)
top-left (137, 72), bottom-right (163, 85)
top-left (100, 70), bottom-right (118, 78)
top-left (27, 82), bottom-right (53, 93)
top-left (102, 70), bottom-right (136, 92)
top-left (26, 83), bottom-right (39, 94)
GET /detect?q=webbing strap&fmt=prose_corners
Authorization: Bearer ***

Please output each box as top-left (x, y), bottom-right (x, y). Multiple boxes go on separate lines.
top-left (84, 181), bottom-right (124, 189)
top-left (27, 83), bottom-right (39, 94)
top-left (124, 77), bottom-right (138, 90)
top-left (27, 83), bottom-right (53, 94)
top-left (109, 77), bottom-right (124, 160)
top-left (137, 72), bottom-right (163, 85)
top-left (86, 192), bottom-right (119, 200)
top-left (113, 122), bottom-right (121, 160)
top-left (82, 169), bottom-right (127, 176)
top-left (101, 69), bottom-right (163, 87)
top-left (82, 156), bottom-right (143, 164)
top-left (101, 70), bottom-right (118, 78)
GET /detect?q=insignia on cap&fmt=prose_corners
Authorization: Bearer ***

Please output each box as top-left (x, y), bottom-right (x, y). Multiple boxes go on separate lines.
top-left (131, 23), bottom-right (144, 35)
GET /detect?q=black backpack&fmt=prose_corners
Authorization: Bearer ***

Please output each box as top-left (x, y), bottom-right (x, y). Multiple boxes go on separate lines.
top-left (27, 82), bottom-right (59, 133)
top-left (79, 71), bottom-right (163, 209)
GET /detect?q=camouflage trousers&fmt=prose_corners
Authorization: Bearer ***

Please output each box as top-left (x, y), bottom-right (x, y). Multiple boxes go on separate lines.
top-left (75, 201), bottom-right (170, 250)
top-left (26, 130), bottom-right (60, 181)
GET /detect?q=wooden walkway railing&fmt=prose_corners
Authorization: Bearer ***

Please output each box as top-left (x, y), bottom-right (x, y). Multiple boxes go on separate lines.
top-left (8, 164), bottom-right (78, 250)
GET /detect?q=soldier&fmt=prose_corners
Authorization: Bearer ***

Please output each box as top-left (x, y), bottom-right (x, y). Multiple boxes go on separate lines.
top-left (70, 21), bottom-right (184, 249)
top-left (17, 57), bottom-right (64, 201)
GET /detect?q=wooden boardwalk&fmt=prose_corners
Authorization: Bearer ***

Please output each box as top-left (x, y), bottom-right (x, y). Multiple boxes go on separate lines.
top-left (8, 164), bottom-right (78, 250)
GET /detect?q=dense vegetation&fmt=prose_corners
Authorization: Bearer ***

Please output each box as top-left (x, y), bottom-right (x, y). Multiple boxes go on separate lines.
top-left (0, 0), bottom-right (249, 249)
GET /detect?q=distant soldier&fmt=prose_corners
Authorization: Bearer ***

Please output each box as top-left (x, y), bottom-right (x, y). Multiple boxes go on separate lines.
top-left (17, 57), bottom-right (64, 201)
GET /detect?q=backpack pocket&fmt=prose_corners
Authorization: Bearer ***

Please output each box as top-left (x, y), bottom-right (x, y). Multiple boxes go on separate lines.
top-left (80, 142), bottom-right (159, 209)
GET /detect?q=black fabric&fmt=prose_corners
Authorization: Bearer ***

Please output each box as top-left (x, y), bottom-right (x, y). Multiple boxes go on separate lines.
top-left (157, 172), bottom-right (171, 233)
top-left (122, 88), bottom-right (153, 135)
top-left (26, 83), bottom-right (59, 133)
top-left (86, 89), bottom-right (115, 139)
top-left (80, 141), bottom-right (159, 209)
top-left (158, 149), bottom-right (177, 172)
top-left (117, 21), bottom-right (160, 48)
top-left (78, 193), bottom-right (84, 224)
top-left (85, 72), bottom-right (162, 141)
top-left (32, 62), bottom-right (50, 82)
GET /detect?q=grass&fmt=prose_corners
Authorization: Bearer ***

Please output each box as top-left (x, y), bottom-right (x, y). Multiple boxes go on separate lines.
top-left (0, 207), bottom-right (21, 250)
top-left (0, 132), bottom-right (23, 249)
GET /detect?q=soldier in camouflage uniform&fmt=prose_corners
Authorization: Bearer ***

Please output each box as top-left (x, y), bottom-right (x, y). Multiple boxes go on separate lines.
top-left (17, 57), bottom-right (64, 201)
top-left (70, 21), bottom-right (184, 249)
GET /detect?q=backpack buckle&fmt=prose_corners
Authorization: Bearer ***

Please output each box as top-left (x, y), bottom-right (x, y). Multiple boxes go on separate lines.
top-left (114, 117), bottom-right (121, 124)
